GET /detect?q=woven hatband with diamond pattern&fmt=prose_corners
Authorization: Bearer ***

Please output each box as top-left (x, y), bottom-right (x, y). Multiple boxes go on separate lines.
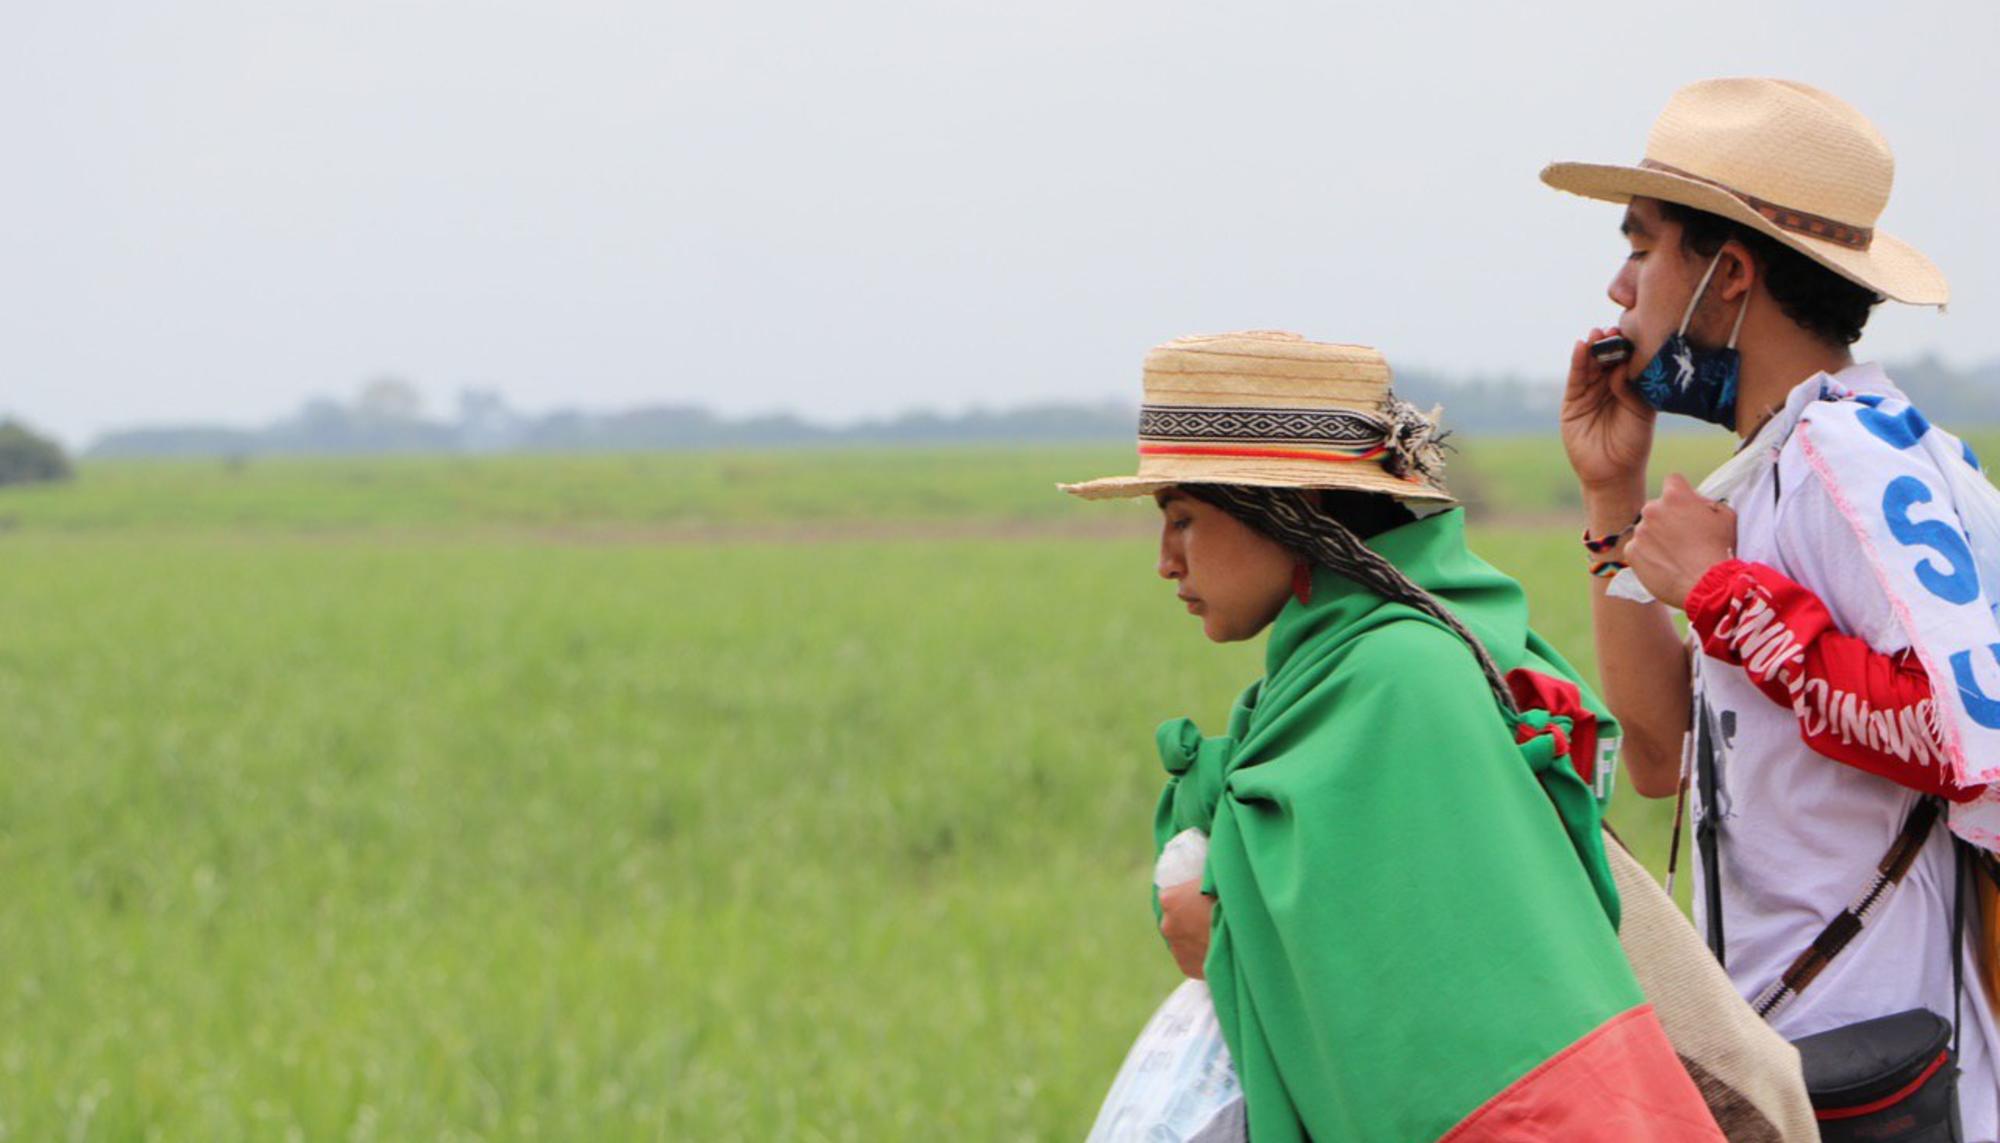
top-left (1138, 405), bottom-right (1389, 452)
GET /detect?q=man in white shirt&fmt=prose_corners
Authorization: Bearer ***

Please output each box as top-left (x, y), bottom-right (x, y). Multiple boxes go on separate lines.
top-left (1544, 78), bottom-right (2000, 1139)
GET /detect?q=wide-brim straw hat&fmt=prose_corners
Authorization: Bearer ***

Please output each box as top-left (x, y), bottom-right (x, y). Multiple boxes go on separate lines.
top-left (1058, 331), bottom-right (1454, 504)
top-left (1541, 78), bottom-right (1947, 307)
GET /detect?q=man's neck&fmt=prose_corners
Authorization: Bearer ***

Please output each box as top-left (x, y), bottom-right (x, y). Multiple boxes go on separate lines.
top-left (1732, 339), bottom-right (1855, 439)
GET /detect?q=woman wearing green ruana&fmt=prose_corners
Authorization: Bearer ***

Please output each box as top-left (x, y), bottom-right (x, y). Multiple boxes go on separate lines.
top-left (1064, 331), bottom-right (1722, 1141)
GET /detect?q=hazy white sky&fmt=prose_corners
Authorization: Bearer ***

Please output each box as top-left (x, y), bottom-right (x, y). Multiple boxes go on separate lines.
top-left (4, 1), bottom-right (1996, 444)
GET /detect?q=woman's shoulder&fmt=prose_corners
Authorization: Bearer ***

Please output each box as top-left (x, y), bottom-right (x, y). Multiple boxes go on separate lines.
top-left (1337, 608), bottom-right (1487, 675)
top-left (1236, 613), bottom-right (1520, 793)
top-left (1270, 609), bottom-right (1495, 714)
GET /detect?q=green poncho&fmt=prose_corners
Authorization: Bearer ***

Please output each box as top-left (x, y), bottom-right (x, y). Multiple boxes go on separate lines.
top-left (1153, 509), bottom-right (1718, 1141)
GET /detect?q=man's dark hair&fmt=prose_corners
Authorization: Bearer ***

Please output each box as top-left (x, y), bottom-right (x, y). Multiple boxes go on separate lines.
top-left (1655, 199), bottom-right (1879, 347)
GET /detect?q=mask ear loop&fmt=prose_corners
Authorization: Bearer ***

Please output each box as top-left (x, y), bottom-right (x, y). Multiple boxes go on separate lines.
top-left (1677, 250), bottom-right (1726, 336)
top-left (1725, 288), bottom-right (1750, 350)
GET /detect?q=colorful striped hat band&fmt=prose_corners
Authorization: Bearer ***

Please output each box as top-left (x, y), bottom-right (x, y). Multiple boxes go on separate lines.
top-left (1058, 331), bottom-right (1454, 504)
top-left (1136, 399), bottom-right (1446, 485)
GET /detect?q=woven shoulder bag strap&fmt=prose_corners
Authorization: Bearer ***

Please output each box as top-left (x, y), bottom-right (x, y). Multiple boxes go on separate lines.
top-left (1749, 795), bottom-right (1942, 1019)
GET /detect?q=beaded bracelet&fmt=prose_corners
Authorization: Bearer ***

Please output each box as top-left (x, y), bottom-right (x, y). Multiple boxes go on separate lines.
top-left (1582, 515), bottom-right (1643, 555)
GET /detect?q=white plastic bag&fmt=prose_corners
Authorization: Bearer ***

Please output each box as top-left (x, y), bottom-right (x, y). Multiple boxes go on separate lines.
top-left (1084, 830), bottom-right (1247, 1143)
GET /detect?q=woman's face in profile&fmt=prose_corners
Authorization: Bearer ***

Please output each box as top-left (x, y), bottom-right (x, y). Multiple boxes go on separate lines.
top-left (1154, 488), bottom-right (1296, 643)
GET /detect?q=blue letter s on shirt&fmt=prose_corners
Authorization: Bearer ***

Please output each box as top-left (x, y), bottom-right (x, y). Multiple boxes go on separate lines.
top-left (1883, 475), bottom-right (1980, 605)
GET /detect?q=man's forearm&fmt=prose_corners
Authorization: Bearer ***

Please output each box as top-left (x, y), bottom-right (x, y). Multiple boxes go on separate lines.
top-left (1586, 486), bottom-right (1692, 797)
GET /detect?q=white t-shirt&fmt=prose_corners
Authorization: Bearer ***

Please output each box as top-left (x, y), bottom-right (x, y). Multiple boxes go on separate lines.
top-left (1692, 363), bottom-right (2000, 1140)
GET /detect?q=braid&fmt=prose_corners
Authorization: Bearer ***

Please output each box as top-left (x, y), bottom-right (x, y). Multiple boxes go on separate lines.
top-left (1184, 484), bottom-right (1518, 717)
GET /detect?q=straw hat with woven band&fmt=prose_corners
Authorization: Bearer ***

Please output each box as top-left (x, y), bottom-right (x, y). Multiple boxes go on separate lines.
top-left (1541, 77), bottom-right (1948, 307)
top-left (1059, 330), bottom-right (1453, 505)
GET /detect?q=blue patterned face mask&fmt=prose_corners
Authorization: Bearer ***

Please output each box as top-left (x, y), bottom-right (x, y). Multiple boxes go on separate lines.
top-left (1632, 251), bottom-right (1750, 428)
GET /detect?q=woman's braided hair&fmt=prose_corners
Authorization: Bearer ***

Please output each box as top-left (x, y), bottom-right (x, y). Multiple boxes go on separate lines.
top-left (1182, 483), bottom-right (1519, 718)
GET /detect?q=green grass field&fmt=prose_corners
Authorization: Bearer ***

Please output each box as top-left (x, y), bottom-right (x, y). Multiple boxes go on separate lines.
top-left (4, 437), bottom-right (1957, 1139)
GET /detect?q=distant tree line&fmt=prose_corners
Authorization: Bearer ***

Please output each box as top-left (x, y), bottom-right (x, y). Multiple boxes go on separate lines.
top-left (0, 420), bottom-right (72, 486)
top-left (86, 377), bottom-right (1140, 458)
top-left (80, 356), bottom-right (2000, 459)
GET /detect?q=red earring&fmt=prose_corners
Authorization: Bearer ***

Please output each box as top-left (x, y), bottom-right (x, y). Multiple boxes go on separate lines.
top-left (1292, 561), bottom-right (1314, 606)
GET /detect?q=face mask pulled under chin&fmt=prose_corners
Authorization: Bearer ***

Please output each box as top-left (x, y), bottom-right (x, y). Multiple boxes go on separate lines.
top-left (1632, 250), bottom-right (1750, 428)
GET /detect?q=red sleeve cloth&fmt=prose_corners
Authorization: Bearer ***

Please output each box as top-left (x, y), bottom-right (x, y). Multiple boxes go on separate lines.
top-left (1683, 558), bottom-right (1984, 802)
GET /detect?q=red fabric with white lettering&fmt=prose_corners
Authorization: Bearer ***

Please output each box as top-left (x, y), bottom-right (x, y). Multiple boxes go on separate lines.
top-left (1684, 558), bottom-right (1983, 802)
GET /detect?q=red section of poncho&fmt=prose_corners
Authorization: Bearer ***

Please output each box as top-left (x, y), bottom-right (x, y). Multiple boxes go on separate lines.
top-left (1440, 1004), bottom-right (1722, 1142)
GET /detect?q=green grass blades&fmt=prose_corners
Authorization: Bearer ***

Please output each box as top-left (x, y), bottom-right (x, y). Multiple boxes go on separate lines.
top-left (0, 532), bottom-right (1259, 1138)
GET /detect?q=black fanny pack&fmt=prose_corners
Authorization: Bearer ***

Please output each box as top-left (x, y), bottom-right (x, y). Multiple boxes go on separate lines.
top-left (1795, 1009), bottom-right (1961, 1142)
